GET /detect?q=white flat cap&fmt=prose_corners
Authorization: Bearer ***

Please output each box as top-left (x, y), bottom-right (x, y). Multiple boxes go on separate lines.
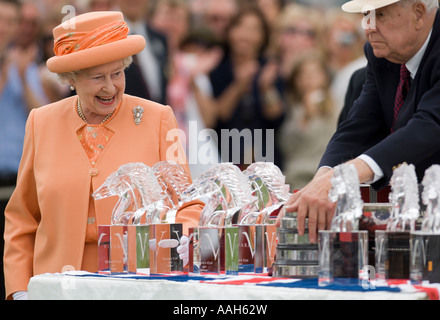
top-left (342, 0), bottom-right (401, 13)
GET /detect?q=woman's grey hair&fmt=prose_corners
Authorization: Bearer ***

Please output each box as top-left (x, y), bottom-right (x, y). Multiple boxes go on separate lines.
top-left (57, 56), bottom-right (133, 83)
top-left (398, 0), bottom-right (439, 12)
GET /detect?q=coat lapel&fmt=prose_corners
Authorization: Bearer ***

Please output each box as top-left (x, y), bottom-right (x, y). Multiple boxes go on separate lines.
top-left (392, 9), bottom-right (440, 131)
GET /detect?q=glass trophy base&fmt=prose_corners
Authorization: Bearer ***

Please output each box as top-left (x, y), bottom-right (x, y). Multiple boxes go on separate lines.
top-left (188, 225), bottom-right (276, 275)
top-left (375, 230), bottom-right (410, 280)
top-left (410, 232), bottom-right (440, 284)
top-left (318, 230), bottom-right (369, 286)
top-left (98, 225), bottom-right (149, 275)
top-left (238, 225), bottom-right (276, 273)
top-left (360, 203), bottom-right (393, 267)
top-left (188, 226), bottom-right (239, 275)
top-left (149, 223), bottom-right (183, 275)
top-left (98, 223), bottom-right (183, 275)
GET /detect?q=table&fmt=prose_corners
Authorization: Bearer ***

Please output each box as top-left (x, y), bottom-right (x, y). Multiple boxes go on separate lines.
top-left (27, 271), bottom-right (437, 300)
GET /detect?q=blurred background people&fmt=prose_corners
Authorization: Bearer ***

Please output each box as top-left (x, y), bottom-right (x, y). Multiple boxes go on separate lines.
top-left (0, 0), bottom-right (49, 199)
top-left (151, 0), bottom-right (190, 58)
top-left (87, 0), bottom-right (117, 11)
top-left (150, 0), bottom-right (190, 131)
top-left (203, 0), bottom-right (238, 45)
top-left (39, 8), bottom-right (71, 102)
top-left (295, 0), bottom-right (347, 9)
top-left (257, 0), bottom-right (286, 32)
top-left (323, 10), bottom-right (366, 113)
top-left (271, 4), bottom-right (322, 81)
top-left (150, 0), bottom-right (221, 178)
top-left (7, 0), bottom-right (49, 108)
top-left (278, 51), bottom-right (336, 189)
top-left (117, 0), bottom-right (169, 104)
top-left (0, 0), bottom-right (22, 300)
top-left (208, 5), bottom-right (285, 170)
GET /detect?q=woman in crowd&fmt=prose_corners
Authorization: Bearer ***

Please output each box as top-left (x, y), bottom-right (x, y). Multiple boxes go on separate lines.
top-left (278, 51), bottom-right (337, 189)
top-left (3, 11), bottom-right (203, 300)
top-left (271, 4), bottom-right (322, 80)
top-left (323, 10), bottom-right (366, 111)
top-left (150, 0), bottom-right (223, 178)
top-left (208, 5), bottom-right (285, 170)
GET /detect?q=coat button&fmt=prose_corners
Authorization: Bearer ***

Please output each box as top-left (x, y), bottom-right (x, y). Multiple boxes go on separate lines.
top-left (89, 168), bottom-right (99, 177)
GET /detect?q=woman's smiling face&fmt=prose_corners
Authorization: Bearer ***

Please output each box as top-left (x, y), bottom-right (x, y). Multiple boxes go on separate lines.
top-left (72, 59), bottom-right (126, 124)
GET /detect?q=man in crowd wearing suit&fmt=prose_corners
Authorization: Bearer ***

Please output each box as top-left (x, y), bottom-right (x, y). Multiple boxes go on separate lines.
top-left (117, 0), bottom-right (169, 104)
top-left (281, 0), bottom-right (440, 242)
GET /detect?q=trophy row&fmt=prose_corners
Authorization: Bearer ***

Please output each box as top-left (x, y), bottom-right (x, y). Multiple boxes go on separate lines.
top-left (94, 160), bottom-right (440, 285)
top-left (313, 163), bottom-right (440, 286)
top-left (94, 161), bottom-right (287, 275)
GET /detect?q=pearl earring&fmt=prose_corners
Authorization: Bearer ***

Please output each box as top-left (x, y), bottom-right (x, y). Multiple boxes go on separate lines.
top-left (70, 85), bottom-right (75, 91)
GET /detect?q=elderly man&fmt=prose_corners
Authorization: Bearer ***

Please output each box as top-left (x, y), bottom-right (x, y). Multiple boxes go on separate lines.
top-left (282, 0), bottom-right (440, 243)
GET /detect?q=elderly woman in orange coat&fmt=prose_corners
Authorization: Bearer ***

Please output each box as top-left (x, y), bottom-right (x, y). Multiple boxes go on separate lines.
top-left (3, 11), bottom-right (203, 300)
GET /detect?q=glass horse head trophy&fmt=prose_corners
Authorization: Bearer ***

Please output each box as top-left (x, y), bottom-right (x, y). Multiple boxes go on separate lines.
top-left (421, 164), bottom-right (440, 233)
top-left (93, 161), bottom-right (192, 225)
top-left (328, 163), bottom-right (364, 232)
top-left (387, 163), bottom-right (420, 232)
top-left (93, 162), bottom-right (165, 225)
top-left (182, 163), bottom-right (256, 227)
top-left (237, 162), bottom-right (291, 225)
top-left (152, 160), bottom-right (192, 224)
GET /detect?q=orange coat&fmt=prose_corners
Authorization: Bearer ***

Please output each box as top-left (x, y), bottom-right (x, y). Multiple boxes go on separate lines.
top-left (3, 94), bottom-right (203, 299)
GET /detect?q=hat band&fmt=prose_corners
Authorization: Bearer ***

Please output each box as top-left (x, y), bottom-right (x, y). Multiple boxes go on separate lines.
top-left (53, 20), bottom-right (129, 57)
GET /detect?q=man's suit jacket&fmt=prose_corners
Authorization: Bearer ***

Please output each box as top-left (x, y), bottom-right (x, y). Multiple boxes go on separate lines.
top-left (125, 25), bottom-right (168, 105)
top-left (3, 94), bottom-right (202, 299)
top-left (337, 67), bottom-right (367, 126)
top-left (320, 9), bottom-right (440, 190)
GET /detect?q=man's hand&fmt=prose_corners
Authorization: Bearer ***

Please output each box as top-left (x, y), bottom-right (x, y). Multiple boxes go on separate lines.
top-left (282, 168), bottom-right (336, 243)
top-left (277, 158), bottom-right (375, 243)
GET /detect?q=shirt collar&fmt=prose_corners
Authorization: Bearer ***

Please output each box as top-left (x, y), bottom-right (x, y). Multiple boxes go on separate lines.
top-left (406, 29), bottom-right (432, 79)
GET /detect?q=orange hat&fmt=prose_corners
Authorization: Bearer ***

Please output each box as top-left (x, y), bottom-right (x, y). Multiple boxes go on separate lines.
top-left (47, 11), bottom-right (146, 73)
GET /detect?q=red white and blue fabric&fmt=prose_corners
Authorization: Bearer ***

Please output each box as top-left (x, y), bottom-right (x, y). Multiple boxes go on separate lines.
top-left (69, 272), bottom-right (440, 300)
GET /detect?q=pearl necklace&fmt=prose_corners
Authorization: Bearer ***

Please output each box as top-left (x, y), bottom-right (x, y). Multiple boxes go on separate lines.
top-left (77, 99), bottom-right (114, 125)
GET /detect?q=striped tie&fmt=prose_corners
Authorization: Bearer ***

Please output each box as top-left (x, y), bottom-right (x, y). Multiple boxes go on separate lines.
top-left (391, 64), bottom-right (411, 132)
